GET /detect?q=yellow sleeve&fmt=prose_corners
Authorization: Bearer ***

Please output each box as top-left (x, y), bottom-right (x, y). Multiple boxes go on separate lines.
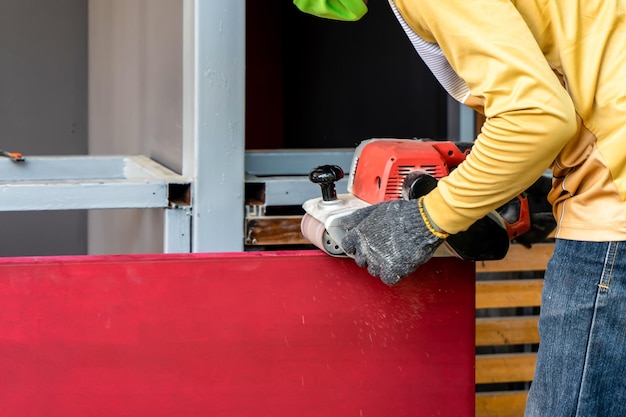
top-left (394, 0), bottom-right (577, 233)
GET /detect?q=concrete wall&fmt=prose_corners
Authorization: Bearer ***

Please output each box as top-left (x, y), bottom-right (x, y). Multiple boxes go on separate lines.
top-left (0, 0), bottom-right (88, 256)
top-left (87, 0), bottom-right (184, 254)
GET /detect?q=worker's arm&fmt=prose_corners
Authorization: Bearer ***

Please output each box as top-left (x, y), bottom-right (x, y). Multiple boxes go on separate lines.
top-left (394, 0), bottom-right (577, 234)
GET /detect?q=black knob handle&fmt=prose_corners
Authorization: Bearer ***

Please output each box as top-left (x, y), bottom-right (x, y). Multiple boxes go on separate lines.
top-left (309, 165), bottom-right (344, 201)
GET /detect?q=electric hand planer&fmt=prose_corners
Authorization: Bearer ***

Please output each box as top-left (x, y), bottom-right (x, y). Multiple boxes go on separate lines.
top-left (301, 138), bottom-right (538, 261)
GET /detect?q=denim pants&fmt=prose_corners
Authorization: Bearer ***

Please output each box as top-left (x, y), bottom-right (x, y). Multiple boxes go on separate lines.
top-left (525, 239), bottom-right (626, 416)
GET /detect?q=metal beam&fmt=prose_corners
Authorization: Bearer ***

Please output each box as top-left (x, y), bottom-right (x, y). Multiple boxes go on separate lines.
top-left (183, 0), bottom-right (246, 252)
top-left (0, 155), bottom-right (191, 252)
top-left (0, 155), bottom-right (188, 211)
top-left (245, 149), bottom-right (354, 177)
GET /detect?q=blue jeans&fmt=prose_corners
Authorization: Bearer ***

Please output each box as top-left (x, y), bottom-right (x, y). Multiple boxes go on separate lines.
top-left (525, 239), bottom-right (626, 416)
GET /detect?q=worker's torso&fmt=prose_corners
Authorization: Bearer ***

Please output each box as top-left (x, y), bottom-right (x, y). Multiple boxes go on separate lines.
top-left (512, 0), bottom-right (626, 240)
top-left (393, 0), bottom-right (626, 240)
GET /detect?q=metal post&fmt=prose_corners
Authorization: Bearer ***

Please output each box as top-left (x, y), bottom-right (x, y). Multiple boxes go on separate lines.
top-left (183, 0), bottom-right (246, 252)
top-left (447, 96), bottom-right (476, 142)
top-left (164, 204), bottom-right (192, 253)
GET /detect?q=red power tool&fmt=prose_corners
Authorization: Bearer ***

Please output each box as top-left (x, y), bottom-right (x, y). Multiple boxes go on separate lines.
top-left (301, 138), bottom-right (532, 261)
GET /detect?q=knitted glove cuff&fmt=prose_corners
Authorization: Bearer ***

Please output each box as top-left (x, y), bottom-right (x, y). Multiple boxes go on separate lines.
top-left (418, 196), bottom-right (450, 239)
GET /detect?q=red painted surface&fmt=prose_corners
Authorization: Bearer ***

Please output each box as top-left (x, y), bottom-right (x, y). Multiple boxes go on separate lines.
top-left (0, 251), bottom-right (474, 417)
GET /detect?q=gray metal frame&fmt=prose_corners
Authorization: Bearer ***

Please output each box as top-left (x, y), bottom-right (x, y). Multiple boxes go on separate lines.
top-left (245, 149), bottom-right (354, 209)
top-left (183, 0), bottom-right (246, 253)
top-left (447, 96), bottom-right (476, 142)
top-left (182, 1), bottom-right (476, 253)
top-left (3, 1), bottom-right (472, 255)
top-left (0, 155), bottom-right (191, 252)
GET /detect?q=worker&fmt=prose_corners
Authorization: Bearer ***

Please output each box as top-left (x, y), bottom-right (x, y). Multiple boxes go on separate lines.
top-left (294, 1), bottom-right (626, 416)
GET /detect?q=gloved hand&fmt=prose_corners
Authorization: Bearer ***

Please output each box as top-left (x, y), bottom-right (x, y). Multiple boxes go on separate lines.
top-left (338, 197), bottom-right (447, 285)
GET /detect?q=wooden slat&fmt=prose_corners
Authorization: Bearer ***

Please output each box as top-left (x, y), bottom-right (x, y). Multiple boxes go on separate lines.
top-left (476, 353), bottom-right (537, 384)
top-left (475, 243), bottom-right (548, 413)
top-left (476, 279), bottom-right (543, 309)
top-left (245, 216), bottom-right (308, 245)
top-left (476, 243), bottom-right (554, 273)
top-left (476, 390), bottom-right (528, 417)
top-left (476, 316), bottom-right (539, 346)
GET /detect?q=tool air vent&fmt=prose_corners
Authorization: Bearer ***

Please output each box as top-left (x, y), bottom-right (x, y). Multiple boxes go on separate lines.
top-left (384, 165), bottom-right (440, 199)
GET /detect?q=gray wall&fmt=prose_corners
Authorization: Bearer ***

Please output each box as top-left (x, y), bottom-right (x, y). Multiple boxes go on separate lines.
top-left (0, 0), bottom-right (88, 256)
top-left (88, 0), bottom-right (184, 254)
top-left (0, 0), bottom-right (182, 256)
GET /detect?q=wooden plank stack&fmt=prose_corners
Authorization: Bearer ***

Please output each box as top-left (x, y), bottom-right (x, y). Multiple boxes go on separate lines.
top-left (474, 243), bottom-right (553, 417)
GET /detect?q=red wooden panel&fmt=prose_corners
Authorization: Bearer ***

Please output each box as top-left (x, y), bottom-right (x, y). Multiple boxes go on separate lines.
top-left (0, 251), bottom-right (474, 417)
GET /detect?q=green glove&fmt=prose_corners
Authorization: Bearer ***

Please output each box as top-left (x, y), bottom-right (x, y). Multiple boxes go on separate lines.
top-left (293, 0), bottom-right (368, 21)
top-left (338, 197), bottom-right (446, 285)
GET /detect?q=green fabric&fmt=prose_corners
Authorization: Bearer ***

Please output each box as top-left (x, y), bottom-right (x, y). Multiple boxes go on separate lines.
top-left (293, 0), bottom-right (368, 21)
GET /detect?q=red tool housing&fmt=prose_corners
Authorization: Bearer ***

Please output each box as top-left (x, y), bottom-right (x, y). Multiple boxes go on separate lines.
top-left (349, 139), bottom-right (470, 204)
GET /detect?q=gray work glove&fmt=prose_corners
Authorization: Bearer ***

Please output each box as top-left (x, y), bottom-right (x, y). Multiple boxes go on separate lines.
top-left (338, 198), bottom-right (446, 285)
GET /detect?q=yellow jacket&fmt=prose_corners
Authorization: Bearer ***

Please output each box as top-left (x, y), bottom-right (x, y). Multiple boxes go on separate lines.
top-left (391, 0), bottom-right (626, 240)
